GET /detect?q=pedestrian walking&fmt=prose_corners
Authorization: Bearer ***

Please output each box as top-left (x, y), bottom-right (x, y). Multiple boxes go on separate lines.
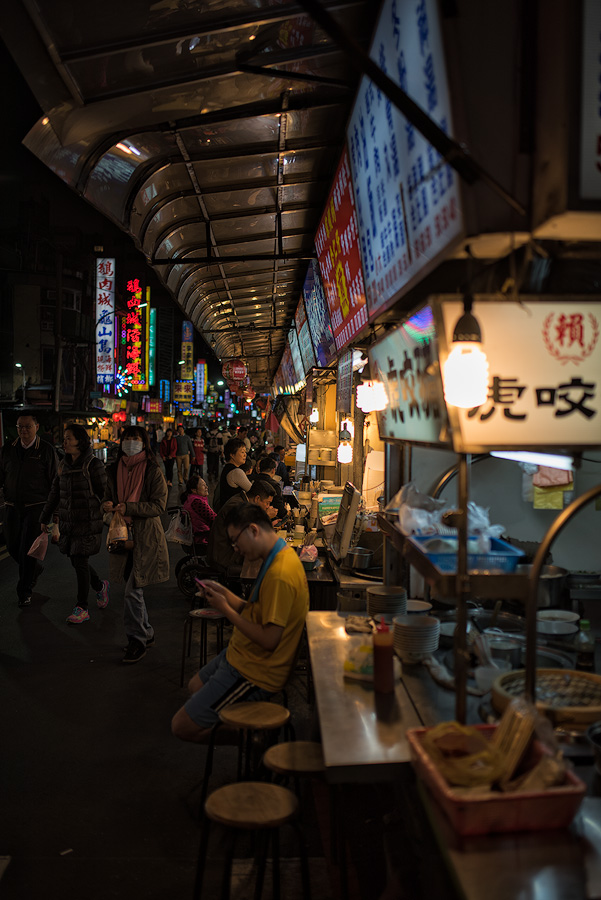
top-left (0, 414), bottom-right (58, 607)
top-left (159, 428), bottom-right (177, 486)
top-left (40, 423), bottom-right (109, 624)
top-left (205, 423), bottom-right (221, 480)
top-left (190, 428), bottom-right (205, 478)
top-left (175, 424), bottom-right (194, 485)
top-left (103, 426), bottom-right (169, 664)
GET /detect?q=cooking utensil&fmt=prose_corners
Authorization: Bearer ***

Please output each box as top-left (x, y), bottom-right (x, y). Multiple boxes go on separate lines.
top-left (515, 564), bottom-right (569, 608)
top-left (346, 547), bottom-right (373, 570)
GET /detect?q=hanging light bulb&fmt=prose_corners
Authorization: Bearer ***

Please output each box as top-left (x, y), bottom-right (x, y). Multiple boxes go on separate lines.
top-left (337, 441), bottom-right (353, 463)
top-left (309, 407), bottom-right (319, 423)
top-left (356, 380), bottom-right (388, 413)
top-left (442, 295), bottom-right (489, 409)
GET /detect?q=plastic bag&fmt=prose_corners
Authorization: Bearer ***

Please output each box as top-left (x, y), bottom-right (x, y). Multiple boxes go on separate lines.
top-left (164, 509), bottom-right (193, 544)
top-left (27, 532), bottom-right (49, 560)
top-left (106, 510), bottom-right (134, 553)
top-left (394, 482), bottom-right (448, 535)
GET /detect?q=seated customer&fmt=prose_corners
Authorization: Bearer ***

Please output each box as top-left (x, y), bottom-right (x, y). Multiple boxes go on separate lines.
top-left (213, 438), bottom-right (252, 513)
top-left (254, 456), bottom-right (287, 519)
top-left (180, 475), bottom-right (216, 554)
top-left (171, 502), bottom-right (310, 742)
top-left (206, 479), bottom-right (276, 576)
top-left (271, 444), bottom-right (291, 487)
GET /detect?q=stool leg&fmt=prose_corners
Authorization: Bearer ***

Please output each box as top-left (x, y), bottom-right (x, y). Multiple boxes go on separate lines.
top-left (220, 829), bottom-right (236, 900)
top-left (199, 721), bottom-right (222, 816)
top-left (272, 828), bottom-right (281, 900)
top-left (253, 830), bottom-right (270, 900)
top-left (180, 619), bottom-right (190, 687)
top-left (291, 820), bottom-right (311, 900)
top-left (193, 812), bottom-right (212, 899)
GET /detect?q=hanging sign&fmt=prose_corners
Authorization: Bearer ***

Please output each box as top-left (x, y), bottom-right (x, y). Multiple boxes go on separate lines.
top-left (336, 349), bottom-right (354, 415)
top-left (295, 299), bottom-right (316, 375)
top-left (95, 258), bottom-right (115, 385)
top-left (348, 0), bottom-right (463, 321)
top-left (368, 305), bottom-right (448, 444)
top-left (434, 296), bottom-right (601, 453)
top-left (118, 277), bottom-right (149, 391)
top-left (302, 261), bottom-right (337, 367)
top-left (222, 359), bottom-right (247, 381)
top-left (173, 381), bottom-right (194, 404)
top-left (316, 147), bottom-right (369, 352)
top-left (288, 326), bottom-right (305, 390)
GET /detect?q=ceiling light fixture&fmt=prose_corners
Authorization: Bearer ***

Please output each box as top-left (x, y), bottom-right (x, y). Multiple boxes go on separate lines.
top-left (442, 295), bottom-right (489, 409)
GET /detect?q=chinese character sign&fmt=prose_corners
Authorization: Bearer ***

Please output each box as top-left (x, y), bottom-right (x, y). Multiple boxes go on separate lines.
top-left (295, 299), bottom-right (316, 374)
top-left (580, 0), bottom-right (601, 199)
top-left (348, 0), bottom-right (463, 321)
top-left (182, 320), bottom-right (194, 343)
top-left (181, 340), bottom-right (194, 380)
top-left (435, 298), bottom-right (601, 451)
top-left (96, 257), bottom-right (115, 385)
top-left (315, 147), bottom-right (369, 352)
top-left (288, 326), bottom-right (305, 389)
top-left (148, 303), bottom-right (156, 387)
top-left (368, 305), bottom-right (448, 443)
top-left (118, 277), bottom-right (148, 391)
top-left (195, 360), bottom-right (207, 403)
top-left (173, 381), bottom-right (194, 403)
top-left (336, 349), bottom-right (354, 415)
top-left (302, 261), bottom-right (337, 367)
top-left (280, 347), bottom-right (297, 394)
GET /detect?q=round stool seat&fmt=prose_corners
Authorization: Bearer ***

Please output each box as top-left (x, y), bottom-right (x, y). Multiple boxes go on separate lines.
top-left (263, 741), bottom-right (325, 777)
top-left (205, 781), bottom-right (298, 829)
top-left (219, 701), bottom-right (290, 731)
top-left (189, 608), bottom-right (225, 619)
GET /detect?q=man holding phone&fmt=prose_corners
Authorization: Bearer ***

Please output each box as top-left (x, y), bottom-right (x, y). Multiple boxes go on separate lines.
top-left (171, 502), bottom-right (309, 742)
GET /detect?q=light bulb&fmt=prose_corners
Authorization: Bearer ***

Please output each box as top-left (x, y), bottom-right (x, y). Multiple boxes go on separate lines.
top-left (443, 343), bottom-right (489, 409)
top-left (337, 441), bottom-right (353, 464)
top-left (309, 408), bottom-right (319, 423)
top-left (356, 380), bottom-right (388, 413)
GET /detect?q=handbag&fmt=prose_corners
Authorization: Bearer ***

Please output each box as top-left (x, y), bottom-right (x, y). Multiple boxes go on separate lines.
top-left (164, 509), bottom-right (193, 544)
top-left (107, 509), bottom-right (134, 553)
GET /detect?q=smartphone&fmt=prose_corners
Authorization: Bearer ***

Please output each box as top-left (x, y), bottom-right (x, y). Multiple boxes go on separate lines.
top-left (194, 578), bottom-right (208, 590)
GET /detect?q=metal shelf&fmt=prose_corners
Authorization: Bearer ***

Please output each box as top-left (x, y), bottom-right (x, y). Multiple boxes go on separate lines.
top-left (377, 514), bottom-right (529, 602)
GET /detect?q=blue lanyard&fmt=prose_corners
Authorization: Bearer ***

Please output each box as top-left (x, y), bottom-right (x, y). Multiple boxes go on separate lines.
top-left (248, 537), bottom-right (287, 604)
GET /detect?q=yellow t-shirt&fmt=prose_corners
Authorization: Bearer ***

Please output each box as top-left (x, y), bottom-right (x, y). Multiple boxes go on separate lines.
top-left (226, 546), bottom-right (309, 692)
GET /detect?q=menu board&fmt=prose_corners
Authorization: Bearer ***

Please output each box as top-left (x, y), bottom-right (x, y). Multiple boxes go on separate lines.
top-left (315, 148), bottom-right (369, 352)
top-left (336, 349), bottom-right (354, 414)
top-left (368, 305), bottom-right (449, 444)
top-left (280, 346), bottom-right (297, 394)
top-left (435, 297), bottom-right (601, 452)
top-left (348, 0), bottom-right (463, 321)
top-left (302, 260), bottom-right (337, 367)
top-left (288, 325), bottom-right (306, 388)
top-left (295, 299), bottom-right (316, 374)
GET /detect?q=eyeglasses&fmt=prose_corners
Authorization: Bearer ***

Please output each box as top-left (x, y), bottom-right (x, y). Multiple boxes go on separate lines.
top-left (17, 424), bottom-right (35, 431)
top-left (229, 523), bottom-right (251, 549)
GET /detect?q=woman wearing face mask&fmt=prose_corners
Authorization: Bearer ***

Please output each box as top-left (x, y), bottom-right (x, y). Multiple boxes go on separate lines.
top-left (103, 426), bottom-right (169, 664)
top-left (40, 423), bottom-right (109, 624)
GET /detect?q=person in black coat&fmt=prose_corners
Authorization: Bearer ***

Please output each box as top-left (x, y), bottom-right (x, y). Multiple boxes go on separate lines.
top-left (253, 456), bottom-right (287, 519)
top-left (40, 423), bottom-right (109, 625)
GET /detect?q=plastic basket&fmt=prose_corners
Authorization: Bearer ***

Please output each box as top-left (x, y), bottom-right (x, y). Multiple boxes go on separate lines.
top-left (408, 535), bottom-right (524, 573)
top-left (407, 724), bottom-right (586, 835)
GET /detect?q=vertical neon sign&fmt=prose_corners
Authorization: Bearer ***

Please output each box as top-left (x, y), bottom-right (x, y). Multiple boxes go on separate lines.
top-left (95, 258), bottom-right (115, 384)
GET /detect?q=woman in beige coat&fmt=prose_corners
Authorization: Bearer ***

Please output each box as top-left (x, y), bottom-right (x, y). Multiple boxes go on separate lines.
top-left (103, 426), bottom-right (169, 664)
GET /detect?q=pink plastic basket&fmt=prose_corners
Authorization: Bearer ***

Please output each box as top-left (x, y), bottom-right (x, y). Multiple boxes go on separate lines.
top-left (407, 724), bottom-right (586, 836)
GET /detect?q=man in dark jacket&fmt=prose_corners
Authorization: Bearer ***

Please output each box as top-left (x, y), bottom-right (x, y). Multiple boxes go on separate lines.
top-left (253, 456), bottom-right (287, 519)
top-left (207, 480), bottom-right (276, 575)
top-left (271, 444), bottom-right (291, 486)
top-left (0, 414), bottom-right (58, 606)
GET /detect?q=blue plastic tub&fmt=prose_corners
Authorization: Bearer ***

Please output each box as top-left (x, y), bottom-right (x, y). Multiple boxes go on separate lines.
top-left (408, 535), bottom-right (525, 574)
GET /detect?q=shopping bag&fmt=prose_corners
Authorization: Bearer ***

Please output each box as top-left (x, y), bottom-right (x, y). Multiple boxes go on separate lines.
top-left (164, 510), bottom-right (193, 544)
top-left (106, 510), bottom-right (134, 553)
top-left (27, 532), bottom-right (49, 560)
top-left (50, 514), bottom-right (60, 544)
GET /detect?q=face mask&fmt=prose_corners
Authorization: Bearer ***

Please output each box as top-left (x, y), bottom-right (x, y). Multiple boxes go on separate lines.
top-left (122, 440), bottom-right (143, 457)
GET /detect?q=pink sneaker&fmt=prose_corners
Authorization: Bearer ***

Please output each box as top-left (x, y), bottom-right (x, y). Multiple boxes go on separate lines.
top-left (67, 606), bottom-right (90, 624)
top-left (96, 580), bottom-right (110, 609)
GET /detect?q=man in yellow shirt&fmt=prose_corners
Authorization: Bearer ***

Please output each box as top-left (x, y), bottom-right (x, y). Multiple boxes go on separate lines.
top-left (171, 503), bottom-right (309, 742)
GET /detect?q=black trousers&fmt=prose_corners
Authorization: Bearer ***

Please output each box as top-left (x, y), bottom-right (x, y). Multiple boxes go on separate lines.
top-left (70, 555), bottom-right (103, 609)
top-left (4, 505), bottom-right (43, 601)
top-left (163, 458), bottom-right (175, 483)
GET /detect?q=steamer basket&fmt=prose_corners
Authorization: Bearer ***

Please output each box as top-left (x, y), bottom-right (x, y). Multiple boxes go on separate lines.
top-left (491, 668), bottom-right (601, 731)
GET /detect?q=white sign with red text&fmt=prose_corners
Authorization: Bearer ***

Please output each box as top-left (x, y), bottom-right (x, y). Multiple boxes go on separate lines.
top-left (436, 298), bottom-right (601, 452)
top-left (580, 0), bottom-right (601, 199)
top-left (95, 258), bottom-right (115, 385)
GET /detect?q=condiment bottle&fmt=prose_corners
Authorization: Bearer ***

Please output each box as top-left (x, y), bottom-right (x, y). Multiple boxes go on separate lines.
top-left (575, 619), bottom-right (596, 671)
top-left (373, 617), bottom-right (395, 693)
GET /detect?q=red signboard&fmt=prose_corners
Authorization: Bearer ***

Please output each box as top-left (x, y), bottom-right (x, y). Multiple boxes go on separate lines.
top-left (223, 359), bottom-right (247, 381)
top-left (315, 147), bottom-right (369, 353)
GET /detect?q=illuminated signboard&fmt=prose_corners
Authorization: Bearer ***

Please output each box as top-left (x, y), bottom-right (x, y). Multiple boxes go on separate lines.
top-left (181, 320), bottom-right (194, 380)
top-left (336, 349), bottom-right (354, 415)
top-left (119, 277), bottom-right (148, 391)
top-left (288, 326), bottom-right (305, 389)
top-left (159, 379), bottom-right (170, 401)
top-left (348, 0), bottom-right (463, 321)
top-left (173, 381), bottom-right (194, 404)
top-left (148, 303), bottom-right (156, 387)
top-left (315, 148), bottom-right (369, 352)
top-left (302, 261), bottom-right (337, 367)
top-left (580, 0), bottom-right (601, 199)
top-left (368, 304), bottom-right (448, 444)
top-left (435, 297), bottom-right (601, 453)
top-left (295, 299), bottom-right (316, 375)
top-left (195, 359), bottom-right (207, 403)
top-left (95, 257), bottom-right (115, 384)
top-left (280, 346), bottom-right (296, 394)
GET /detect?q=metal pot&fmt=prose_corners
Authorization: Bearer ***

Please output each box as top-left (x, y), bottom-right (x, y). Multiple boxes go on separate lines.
top-left (515, 564), bottom-right (569, 608)
top-left (346, 547), bottom-right (373, 570)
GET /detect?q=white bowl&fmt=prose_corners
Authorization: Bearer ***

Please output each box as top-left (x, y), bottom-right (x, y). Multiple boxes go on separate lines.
top-left (406, 599), bottom-right (432, 614)
top-left (537, 609), bottom-right (580, 624)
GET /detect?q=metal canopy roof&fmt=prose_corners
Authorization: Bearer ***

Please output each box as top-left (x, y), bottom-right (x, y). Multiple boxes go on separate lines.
top-left (4, 0), bottom-right (381, 391)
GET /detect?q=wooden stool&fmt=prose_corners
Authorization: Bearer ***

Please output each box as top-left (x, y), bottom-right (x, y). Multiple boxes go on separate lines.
top-left (194, 781), bottom-right (311, 900)
top-left (263, 741), bottom-right (325, 794)
top-left (180, 608), bottom-right (226, 687)
top-left (200, 701), bottom-right (295, 811)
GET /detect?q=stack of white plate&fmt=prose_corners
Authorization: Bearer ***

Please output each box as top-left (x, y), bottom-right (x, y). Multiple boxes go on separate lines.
top-left (367, 585), bottom-right (407, 621)
top-left (392, 615), bottom-right (441, 662)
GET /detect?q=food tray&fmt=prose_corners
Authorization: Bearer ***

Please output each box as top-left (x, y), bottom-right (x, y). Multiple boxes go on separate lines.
top-left (407, 724), bottom-right (585, 835)
top-left (491, 668), bottom-right (601, 731)
top-left (407, 535), bottom-right (524, 574)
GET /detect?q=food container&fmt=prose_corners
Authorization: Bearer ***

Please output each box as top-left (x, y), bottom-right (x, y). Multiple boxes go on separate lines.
top-left (346, 547), bottom-right (373, 570)
top-left (515, 564), bottom-right (569, 608)
top-left (408, 535), bottom-right (524, 573)
top-left (407, 724), bottom-right (586, 835)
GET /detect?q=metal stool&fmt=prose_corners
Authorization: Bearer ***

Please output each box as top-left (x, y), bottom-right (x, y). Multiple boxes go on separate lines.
top-left (180, 608), bottom-right (226, 687)
top-left (194, 781), bottom-right (311, 900)
top-left (200, 701), bottom-right (295, 812)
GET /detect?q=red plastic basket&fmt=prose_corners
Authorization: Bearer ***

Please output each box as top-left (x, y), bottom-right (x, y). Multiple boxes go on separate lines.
top-left (407, 724), bottom-right (586, 836)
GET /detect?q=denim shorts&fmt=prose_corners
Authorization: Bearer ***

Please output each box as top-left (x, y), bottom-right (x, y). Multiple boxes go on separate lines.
top-left (184, 648), bottom-right (274, 728)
